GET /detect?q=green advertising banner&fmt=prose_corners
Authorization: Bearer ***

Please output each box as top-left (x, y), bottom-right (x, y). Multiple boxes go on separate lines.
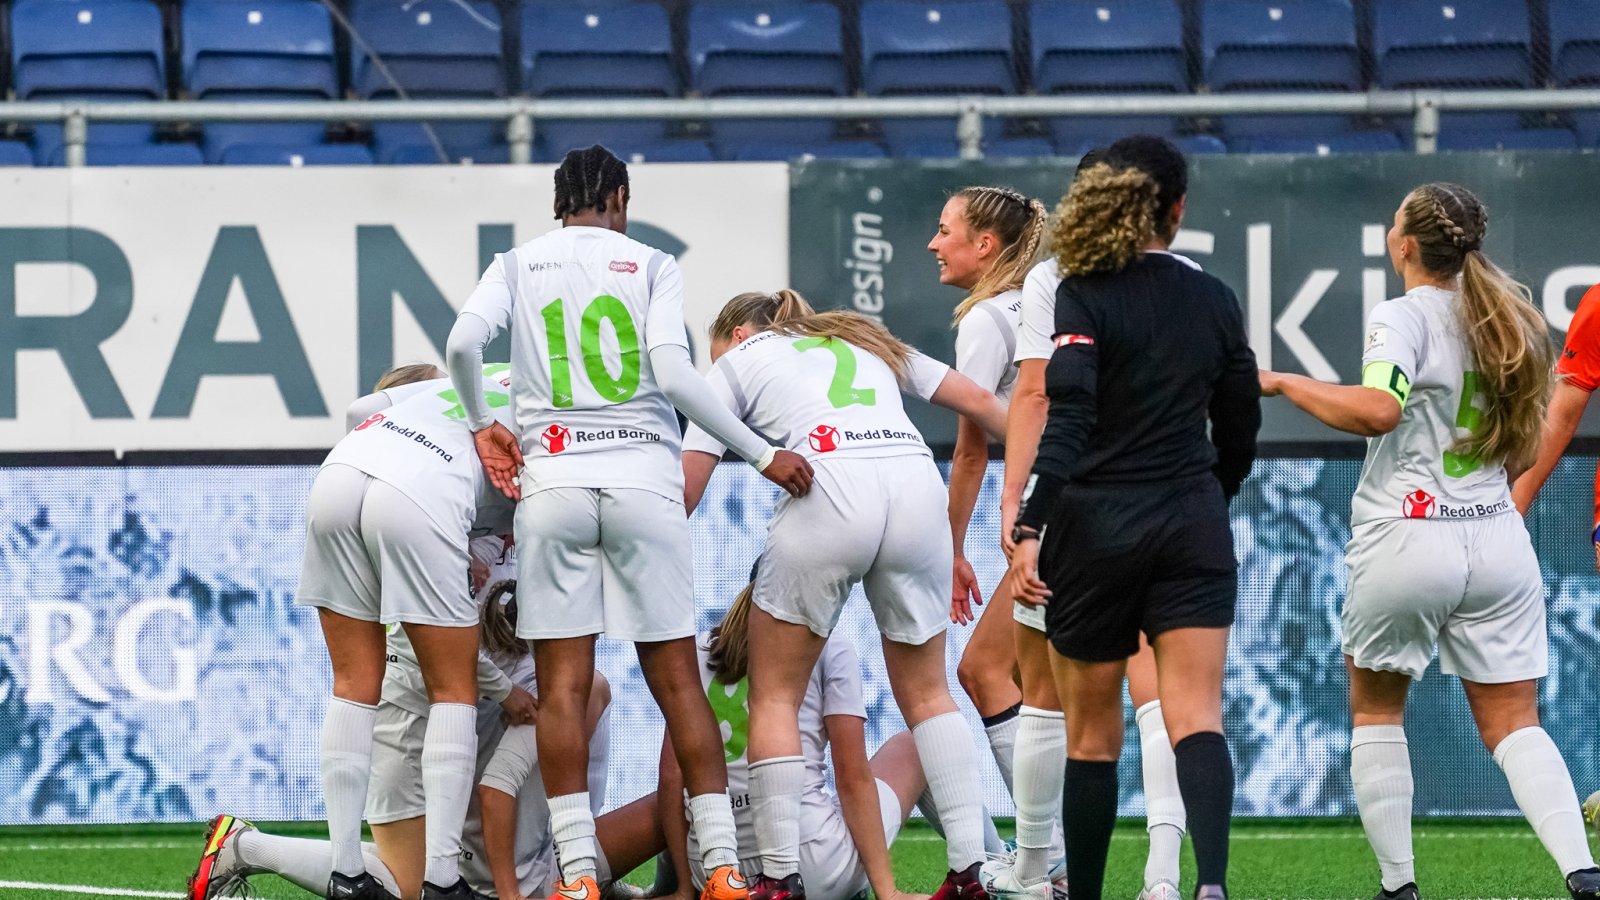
top-left (789, 153), bottom-right (1600, 448)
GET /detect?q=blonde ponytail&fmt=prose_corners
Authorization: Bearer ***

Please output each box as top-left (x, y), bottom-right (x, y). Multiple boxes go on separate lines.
top-left (1051, 163), bottom-right (1159, 277)
top-left (949, 186), bottom-right (1049, 326)
top-left (706, 582), bottom-right (754, 683)
top-left (709, 290), bottom-right (913, 382)
top-left (374, 363), bottom-right (444, 392)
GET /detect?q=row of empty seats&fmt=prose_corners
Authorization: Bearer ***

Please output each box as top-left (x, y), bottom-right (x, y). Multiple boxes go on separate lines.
top-left (7, 0), bottom-right (1600, 164)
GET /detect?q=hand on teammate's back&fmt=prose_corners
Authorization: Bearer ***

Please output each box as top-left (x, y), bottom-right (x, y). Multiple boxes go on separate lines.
top-left (1006, 539), bottom-right (1051, 608)
top-left (951, 556), bottom-right (983, 624)
top-left (500, 685), bottom-right (538, 726)
top-left (475, 422), bottom-right (525, 501)
top-left (761, 449), bottom-right (815, 498)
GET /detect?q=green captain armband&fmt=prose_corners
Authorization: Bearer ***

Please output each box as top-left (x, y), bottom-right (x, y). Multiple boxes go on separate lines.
top-left (1362, 361), bottom-right (1412, 407)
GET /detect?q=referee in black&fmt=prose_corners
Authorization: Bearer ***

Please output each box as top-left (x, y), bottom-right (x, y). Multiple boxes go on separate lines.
top-left (1005, 135), bottom-right (1261, 900)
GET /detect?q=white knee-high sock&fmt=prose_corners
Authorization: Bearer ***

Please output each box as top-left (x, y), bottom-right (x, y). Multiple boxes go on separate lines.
top-left (913, 712), bottom-right (987, 872)
top-left (1351, 725), bottom-right (1415, 892)
top-left (983, 705), bottom-right (1021, 794)
top-left (690, 793), bottom-right (741, 871)
top-left (1494, 726), bottom-right (1597, 877)
top-left (1013, 707), bottom-right (1065, 886)
top-left (1136, 701), bottom-right (1186, 889)
top-left (588, 705), bottom-right (611, 815)
top-left (235, 831), bottom-right (401, 897)
top-left (549, 792), bottom-right (599, 883)
top-left (422, 702), bottom-right (478, 887)
top-left (917, 788), bottom-right (1005, 854)
top-left (321, 697), bottom-right (378, 877)
top-left (749, 757), bottom-right (805, 878)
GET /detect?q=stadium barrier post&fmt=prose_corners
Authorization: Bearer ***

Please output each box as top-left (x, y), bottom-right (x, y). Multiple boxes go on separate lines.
top-left (1414, 92), bottom-right (1441, 155)
top-left (957, 99), bottom-right (983, 161)
top-left (63, 108), bottom-right (86, 168)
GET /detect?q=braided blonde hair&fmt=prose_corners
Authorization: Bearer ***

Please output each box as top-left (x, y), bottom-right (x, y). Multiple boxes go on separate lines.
top-left (1400, 182), bottom-right (1553, 471)
top-left (949, 185), bottom-right (1049, 325)
top-left (710, 289), bottom-right (913, 383)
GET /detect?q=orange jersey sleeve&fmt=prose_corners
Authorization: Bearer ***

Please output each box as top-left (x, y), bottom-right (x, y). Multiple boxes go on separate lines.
top-left (1558, 282), bottom-right (1600, 392)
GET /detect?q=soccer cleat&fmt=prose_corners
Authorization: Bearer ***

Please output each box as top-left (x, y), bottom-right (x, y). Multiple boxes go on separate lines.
top-left (1371, 884), bottom-right (1418, 900)
top-left (1047, 860), bottom-right (1068, 900)
top-left (931, 862), bottom-right (989, 900)
top-left (329, 871), bottom-right (400, 900)
top-left (701, 865), bottom-right (750, 900)
top-left (1568, 867), bottom-right (1600, 900)
top-left (602, 882), bottom-right (650, 900)
top-left (975, 858), bottom-right (1049, 900)
top-left (748, 873), bottom-right (804, 900)
top-left (188, 814), bottom-right (255, 900)
top-left (1193, 887), bottom-right (1227, 900)
top-left (422, 878), bottom-right (491, 900)
top-left (549, 876), bottom-right (602, 900)
top-left (1137, 880), bottom-right (1179, 900)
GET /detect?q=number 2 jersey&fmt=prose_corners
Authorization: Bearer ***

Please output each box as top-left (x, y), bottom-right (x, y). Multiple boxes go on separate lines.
top-left (462, 225), bottom-right (691, 499)
top-left (321, 368), bottom-right (515, 537)
top-left (1354, 284), bottom-right (1514, 526)
top-left (680, 330), bottom-right (950, 462)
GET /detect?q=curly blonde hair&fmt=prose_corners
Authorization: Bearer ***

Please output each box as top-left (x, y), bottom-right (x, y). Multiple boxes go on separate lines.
top-left (1051, 163), bottom-right (1159, 277)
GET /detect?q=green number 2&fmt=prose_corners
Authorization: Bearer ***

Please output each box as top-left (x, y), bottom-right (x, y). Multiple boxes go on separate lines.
top-left (540, 296), bottom-right (641, 408)
top-left (706, 677), bottom-right (750, 763)
top-left (794, 336), bottom-right (876, 408)
top-left (437, 388), bottom-right (509, 421)
top-left (1442, 370), bottom-right (1484, 478)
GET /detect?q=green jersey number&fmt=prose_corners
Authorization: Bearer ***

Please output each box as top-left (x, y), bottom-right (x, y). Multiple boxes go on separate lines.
top-left (794, 336), bottom-right (876, 408)
top-left (1442, 370), bottom-right (1484, 478)
top-left (706, 677), bottom-right (750, 763)
top-left (540, 296), bottom-right (642, 408)
top-left (437, 388), bottom-right (510, 421)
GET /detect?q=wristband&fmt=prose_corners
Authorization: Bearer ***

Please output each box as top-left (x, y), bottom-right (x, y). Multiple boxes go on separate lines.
top-left (754, 446), bottom-right (777, 473)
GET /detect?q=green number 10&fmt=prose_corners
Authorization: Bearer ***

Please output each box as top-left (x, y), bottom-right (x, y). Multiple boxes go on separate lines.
top-left (1442, 370), bottom-right (1483, 478)
top-left (794, 336), bottom-right (876, 408)
top-left (540, 295), bottom-right (641, 407)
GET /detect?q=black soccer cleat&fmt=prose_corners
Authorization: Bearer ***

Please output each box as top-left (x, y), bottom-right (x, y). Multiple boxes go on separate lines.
top-left (748, 872), bottom-right (805, 900)
top-left (421, 878), bottom-right (492, 900)
top-left (1567, 866), bottom-right (1600, 900)
top-left (931, 862), bottom-right (988, 900)
top-left (327, 871), bottom-right (399, 900)
top-left (1373, 883), bottom-right (1419, 900)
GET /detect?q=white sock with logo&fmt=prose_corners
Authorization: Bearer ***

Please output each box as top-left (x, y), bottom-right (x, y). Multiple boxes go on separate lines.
top-left (689, 793), bottom-right (741, 871)
top-left (320, 696), bottom-right (377, 878)
top-left (1013, 707), bottom-right (1065, 886)
top-left (422, 702), bottom-right (478, 888)
top-left (1351, 725), bottom-right (1415, 892)
top-left (1494, 726), bottom-right (1597, 876)
top-left (549, 792), bottom-right (599, 883)
top-left (913, 712), bottom-right (988, 872)
top-left (749, 757), bottom-right (805, 879)
top-left (234, 831), bottom-right (401, 897)
top-left (1137, 700), bottom-right (1186, 889)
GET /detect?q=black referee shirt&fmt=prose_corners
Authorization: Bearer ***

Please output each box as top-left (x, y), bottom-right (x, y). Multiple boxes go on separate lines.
top-left (1018, 252), bottom-right (1260, 529)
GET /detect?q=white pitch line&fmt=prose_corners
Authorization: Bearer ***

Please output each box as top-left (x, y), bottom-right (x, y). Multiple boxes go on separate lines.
top-left (0, 880), bottom-right (185, 898)
top-left (896, 830), bottom-right (1540, 842)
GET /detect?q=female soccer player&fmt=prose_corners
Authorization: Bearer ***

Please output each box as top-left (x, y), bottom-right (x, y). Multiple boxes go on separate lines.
top-left (298, 363), bottom-right (521, 900)
top-left (445, 146), bottom-right (812, 900)
top-left (1261, 182), bottom-right (1600, 900)
top-left (1511, 280), bottom-right (1600, 537)
top-left (655, 579), bottom-right (934, 900)
top-left (679, 289), bottom-right (1006, 900)
top-left (1006, 136), bottom-right (1260, 900)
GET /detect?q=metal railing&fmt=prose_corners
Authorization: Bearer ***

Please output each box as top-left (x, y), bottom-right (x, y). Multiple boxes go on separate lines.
top-left (5, 88), bottom-right (1599, 166)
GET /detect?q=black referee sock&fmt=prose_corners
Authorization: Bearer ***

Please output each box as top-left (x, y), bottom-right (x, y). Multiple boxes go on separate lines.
top-left (1062, 758), bottom-right (1118, 900)
top-left (1175, 731), bottom-right (1235, 891)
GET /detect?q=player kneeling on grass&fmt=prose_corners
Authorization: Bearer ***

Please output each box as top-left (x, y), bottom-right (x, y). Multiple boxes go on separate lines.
top-left (656, 578), bottom-right (963, 900)
top-left (680, 290), bottom-right (1009, 900)
top-left (190, 578), bottom-right (664, 900)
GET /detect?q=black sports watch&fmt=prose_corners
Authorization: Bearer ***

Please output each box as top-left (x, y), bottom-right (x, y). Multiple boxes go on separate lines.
top-left (1010, 523), bottom-right (1042, 545)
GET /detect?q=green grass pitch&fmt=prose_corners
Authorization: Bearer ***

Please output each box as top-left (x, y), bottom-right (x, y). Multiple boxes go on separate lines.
top-left (0, 819), bottom-right (1586, 900)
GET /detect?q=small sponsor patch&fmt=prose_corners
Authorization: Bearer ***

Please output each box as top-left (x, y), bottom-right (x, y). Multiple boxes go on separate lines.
top-left (1054, 334), bottom-right (1095, 347)
top-left (808, 424), bottom-right (840, 452)
top-left (609, 260), bottom-right (638, 274)
top-left (1365, 326), bottom-right (1389, 352)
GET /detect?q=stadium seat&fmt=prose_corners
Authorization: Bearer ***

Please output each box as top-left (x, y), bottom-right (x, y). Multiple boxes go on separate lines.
top-left (522, 3), bottom-right (676, 97)
top-left (877, 116), bottom-right (1007, 158)
top-left (182, 0), bottom-right (338, 99)
top-left (385, 143), bottom-right (511, 165)
top-left (1435, 127), bottom-right (1579, 151)
top-left (611, 141), bottom-right (717, 163)
top-left (1550, 0), bottom-right (1600, 87)
top-left (712, 119), bottom-right (839, 158)
top-left (861, 1), bottom-right (1017, 95)
top-left (985, 137), bottom-right (1055, 158)
top-left (0, 142), bottom-right (34, 166)
top-left (1047, 117), bottom-right (1182, 156)
top-left (538, 120), bottom-right (672, 160)
top-left (30, 123), bottom-right (156, 167)
top-left (202, 122), bottom-right (330, 164)
top-left (350, 0), bottom-right (506, 98)
top-left (372, 122), bottom-right (505, 163)
top-left (1375, 0), bottom-right (1534, 89)
top-left (1032, 0), bottom-right (1187, 95)
top-left (1061, 134), bottom-right (1227, 157)
top-left (1240, 132), bottom-right (1406, 154)
top-left (727, 141), bottom-right (887, 161)
top-left (11, 0), bottom-right (166, 100)
top-left (220, 144), bottom-right (376, 165)
top-left (1202, 0), bottom-right (1360, 92)
top-left (690, 2), bottom-right (847, 97)
top-left (45, 142), bottom-right (206, 166)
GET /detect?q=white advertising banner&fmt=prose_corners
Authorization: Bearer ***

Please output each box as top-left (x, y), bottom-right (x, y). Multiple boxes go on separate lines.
top-left (0, 164), bottom-right (790, 452)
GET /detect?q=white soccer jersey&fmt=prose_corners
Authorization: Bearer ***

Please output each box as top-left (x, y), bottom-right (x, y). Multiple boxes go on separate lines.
top-left (321, 368), bottom-right (516, 537)
top-left (1352, 285), bottom-right (1516, 526)
top-left (697, 632), bottom-right (867, 856)
top-left (956, 289), bottom-right (1023, 401)
top-left (462, 226), bottom-right (690, 499)
top-left (1014, 252), bottom-right (1202, 364)
top-left (680, 331), bottom-right (949, 462)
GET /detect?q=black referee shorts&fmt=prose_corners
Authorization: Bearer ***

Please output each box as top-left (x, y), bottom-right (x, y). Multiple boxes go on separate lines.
top-left (1038, 475), bottom-right (1237, 662)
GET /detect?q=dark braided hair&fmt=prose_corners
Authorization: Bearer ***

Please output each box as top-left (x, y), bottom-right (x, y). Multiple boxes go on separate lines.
top-left (553, 145), bottom-right (630, 220)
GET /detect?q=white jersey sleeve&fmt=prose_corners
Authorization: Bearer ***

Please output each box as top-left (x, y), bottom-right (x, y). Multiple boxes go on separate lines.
top-left (816, 636), bottom-right (867, 721)
top-left (680, 362), bottom-right (743, 457)
top-left (1016, 259), bottom-right (1062, 363)
top-left (903, 351), bottom-right (952, 403)
top-left (1362, 300), bottom-right (1428, 378)
top-left (642, 254), bottom-right (691, 351)
top-left (955, 308), bottom-right (1013, 395)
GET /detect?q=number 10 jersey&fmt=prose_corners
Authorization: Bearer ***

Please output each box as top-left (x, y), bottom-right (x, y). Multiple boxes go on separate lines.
top-left (465, 225), bottom-right (691, 499)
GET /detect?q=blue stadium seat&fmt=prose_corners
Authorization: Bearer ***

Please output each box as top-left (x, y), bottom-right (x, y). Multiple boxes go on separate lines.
top-left (202, 122), bottom-right (330, 164)
top-left (522, 3), bottom-right (676, 97)
top-left (1240, 132), bottom-right (1406, 154)
top-left (11, 0), bottom-right (166, 99)
top-left (1046, 116), bottom-right (1182, 157)
top-left (538, 120), bottom-right (671, 160)
top-left (985, 137), bottom-right (1055, 158)
top-left (31, 123), bottom-right (156, 166)
top-left (1202, 0), bottom-right (1360, 92)
top-left (372, 122), bottom-right (505, 163)
top-left (220, 144), bottom-right (376, 165)
top-left (878, 116), bottom-right (1003, 158)
top-left (861, 1), bottom-right (1016, 95)
top-left (727, 141), bottom-right (887, 161)
top-left (385, 143), bottom-right (511, 164)
top-left (0, 142), bottom-right (34, 166)
top-left (1375, 0), bottom-right (1534, 89)
top-left (1436, 127), bottom-right (1579, 151)
top-left (690, 2), bottom-right (847, 97)
top-left (613, 141), bottom-right (717, 163)
top-left (1032, 0), bottom-right (1187, 95)
top-left (350, 0), bottom-right (506, 98)
top-left (1550, 0), bottom-right (1600, 87)
top-left (1060, 134), bottom-right (1227, 157)
top-left (45, 142), bottom-right (206, 166)
top-left (182, 0), bottom-right (338, 99)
